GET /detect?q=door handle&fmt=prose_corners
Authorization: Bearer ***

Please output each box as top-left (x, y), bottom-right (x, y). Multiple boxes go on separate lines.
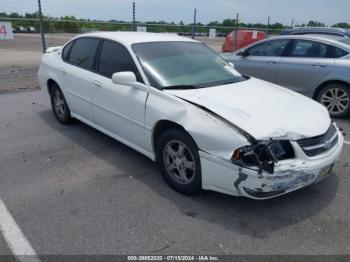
top-left (266, 60), bottom-right (278, 64)
top-left (92, 80), bottom-right (102, 88)
top-left (60, 68), bottom-right (66, 74)
top-left (312, 63), bottom-right (326, 68)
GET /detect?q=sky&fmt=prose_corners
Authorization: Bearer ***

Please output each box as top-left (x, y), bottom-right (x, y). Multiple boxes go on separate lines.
top-left (1, 0), bottom-right (349, 26)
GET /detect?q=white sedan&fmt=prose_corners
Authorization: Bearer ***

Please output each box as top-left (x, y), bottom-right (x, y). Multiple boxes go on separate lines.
top-left (38, 32), bottom-right (344, 200)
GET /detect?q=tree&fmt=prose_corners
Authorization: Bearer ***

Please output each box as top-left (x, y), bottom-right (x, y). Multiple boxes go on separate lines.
top-left (332, 22), bottom-right (350, 28)
top-left (269, 22), bottom-right (285, 29)
top-left (222, 19), bottom-right (236, 27)
top-left (207, 21), bottom-right (220, 26)
top-left (9, 12), bottom-right (20, 18)
top-left (307, 21), bottom-right (325, 27)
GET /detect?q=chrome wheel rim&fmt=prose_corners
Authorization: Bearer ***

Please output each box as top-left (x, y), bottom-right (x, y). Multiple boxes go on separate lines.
top-left (321, 87), bottom-right (350, 115)
top-left (163, 140), bottom-right (196, 185)
top-left (53, 90), bottom-right (66, 119)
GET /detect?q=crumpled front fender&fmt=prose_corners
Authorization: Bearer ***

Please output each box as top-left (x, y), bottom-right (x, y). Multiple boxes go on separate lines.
top-left (145, 90), bottom-right (250, 160)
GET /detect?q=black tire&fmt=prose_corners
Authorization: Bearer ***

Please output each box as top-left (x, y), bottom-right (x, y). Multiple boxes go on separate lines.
top-left (156, 129), bottom-right (202, 195)
top-left (50, 83), bottom-right (73, 124)
top-left (317, 83), bottom-right (350, 118)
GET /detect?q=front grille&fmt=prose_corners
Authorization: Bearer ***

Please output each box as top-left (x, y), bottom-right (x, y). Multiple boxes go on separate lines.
top-left (297, 124), bottom-right (338, 157)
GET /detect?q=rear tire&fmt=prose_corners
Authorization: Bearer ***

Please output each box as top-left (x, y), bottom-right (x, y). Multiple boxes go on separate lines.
top-left (50, 83), bottom-right (73, 124)
top-left (156, 129), bottom-right (202, 195)
top-left (317, 83), bottom-right (350, 118)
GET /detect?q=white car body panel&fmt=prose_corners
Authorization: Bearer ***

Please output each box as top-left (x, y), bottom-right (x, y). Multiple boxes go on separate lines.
top-left (38, 32), bottom-right (344, 199)
top-left (144, 88), bottom-right (250, 160)
top-left (91, 74), bottom-right (148, 148)
top-left (200, 130), bottom-right (343, 199)
top-left (164, 78), bottom-right (331, 140)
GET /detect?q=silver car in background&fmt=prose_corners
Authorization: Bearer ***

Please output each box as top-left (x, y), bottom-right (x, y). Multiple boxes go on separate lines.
top-left (222, 35), bottom-right (350, 117)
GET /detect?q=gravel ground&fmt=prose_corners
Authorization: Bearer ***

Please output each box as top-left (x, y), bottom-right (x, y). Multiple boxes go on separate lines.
top-left (0, 34), bottom-right (73, 94)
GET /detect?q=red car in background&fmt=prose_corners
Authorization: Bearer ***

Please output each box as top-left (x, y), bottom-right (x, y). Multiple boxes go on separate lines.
top-left (222, 30), bottom-right (266, 53)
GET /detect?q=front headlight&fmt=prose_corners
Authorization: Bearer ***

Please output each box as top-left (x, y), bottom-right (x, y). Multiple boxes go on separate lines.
top-left (232, 140), bottom-right (295, 174)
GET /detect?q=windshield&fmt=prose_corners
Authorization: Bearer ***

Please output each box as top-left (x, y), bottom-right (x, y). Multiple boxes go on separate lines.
top-left (132, 41), bottom-right (244, 89)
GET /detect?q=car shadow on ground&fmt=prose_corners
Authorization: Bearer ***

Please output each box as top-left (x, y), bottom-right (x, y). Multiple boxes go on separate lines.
top-left (39, 109), bottom-right (339, 239)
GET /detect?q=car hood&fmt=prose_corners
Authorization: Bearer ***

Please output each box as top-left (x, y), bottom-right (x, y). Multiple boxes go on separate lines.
top-left (164, 78), bottom-right (331, 140)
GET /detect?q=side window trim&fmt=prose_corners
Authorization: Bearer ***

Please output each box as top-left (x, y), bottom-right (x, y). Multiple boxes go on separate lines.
top-left (326, 44), bottom-right (333, 58)
top-left (93, 39), bottom-right (103, 72)
top-left (281, 39), bottom-right (294, 57)
top-left (284, 39), bottom-right (296, 57)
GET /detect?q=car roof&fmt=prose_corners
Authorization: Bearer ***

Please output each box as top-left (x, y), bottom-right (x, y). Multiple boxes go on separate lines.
top-left (282, 27), bottom-right (350, 35)
top-left (264, 35), bottom-right (350, 51)
top-left (72, 31), bottom-right (197, 47)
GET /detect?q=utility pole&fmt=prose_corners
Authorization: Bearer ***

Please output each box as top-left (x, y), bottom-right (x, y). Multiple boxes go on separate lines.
top-left (191, 8), bottom-right (197, 39)
top-left (234, 13), bottom-right (239, 51)
top-left (267, 16), bottom-right (270, 36)
top-left (132, 2), bottom-right (136, 31)
top-left (37, 0), bottom-right (46, 53)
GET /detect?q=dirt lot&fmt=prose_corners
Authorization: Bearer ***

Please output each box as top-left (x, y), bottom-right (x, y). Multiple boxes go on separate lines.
top-left (0, 34), bottom-right (71, 94)
top-left (0, 33), bottom-right (223, 94)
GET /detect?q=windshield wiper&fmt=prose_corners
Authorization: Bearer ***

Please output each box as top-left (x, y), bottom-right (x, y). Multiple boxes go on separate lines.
top-left (161, 85), bottom-right (201, 90)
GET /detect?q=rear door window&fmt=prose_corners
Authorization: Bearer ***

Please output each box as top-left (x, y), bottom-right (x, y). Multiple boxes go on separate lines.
top-left (68, 38), bottom-right (100, 69)
top-left (289, 40), bottom-right (330, 58)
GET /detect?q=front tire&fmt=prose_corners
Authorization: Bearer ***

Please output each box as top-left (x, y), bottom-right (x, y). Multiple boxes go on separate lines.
top-left (317, 83), bottom-right (350, 118)
top-left (156, 129), bottom-right (202, 195)
top-left (50, 83), bottom-right (73, 124)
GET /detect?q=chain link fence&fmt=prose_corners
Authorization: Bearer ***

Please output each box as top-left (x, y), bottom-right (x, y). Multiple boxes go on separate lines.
top-left (0, 0), bottom-right (289, 53)
top-left (1, 16), bottom-right (284, 34)
top-left (0, 0), bottom-right (337, 94)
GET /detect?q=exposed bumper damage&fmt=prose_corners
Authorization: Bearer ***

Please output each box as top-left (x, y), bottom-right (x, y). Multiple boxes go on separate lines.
top-left (238, 166), bottom-right (328, 199)
top-left (150, 85), bottom-right (343, 199)
top-left (200, 129), bottom-right (344, 200)
top-left (231, 139), bottom-right (295, 175)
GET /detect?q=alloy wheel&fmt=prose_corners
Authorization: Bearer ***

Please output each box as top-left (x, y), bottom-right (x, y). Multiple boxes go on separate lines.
top-left (53, 89), bottom-right (66, 119)
top-left (321, 87), bottom-right (350, 115)
top-left (163, 140), bottom-right (196, 185)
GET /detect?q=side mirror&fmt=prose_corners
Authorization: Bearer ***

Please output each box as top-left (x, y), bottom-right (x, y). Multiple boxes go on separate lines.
top-left (238, 50), bottom-right (250, 57)
top-left (112, 71), bottom-right (137, 85)
top-left (111, 71), bottom-right (148, 92)
top-left (228, 62), bottom-right (235, 68)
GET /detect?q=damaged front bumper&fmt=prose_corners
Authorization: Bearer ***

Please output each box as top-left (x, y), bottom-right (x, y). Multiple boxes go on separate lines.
top-left (200, 129), bottom-right (344, 200)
